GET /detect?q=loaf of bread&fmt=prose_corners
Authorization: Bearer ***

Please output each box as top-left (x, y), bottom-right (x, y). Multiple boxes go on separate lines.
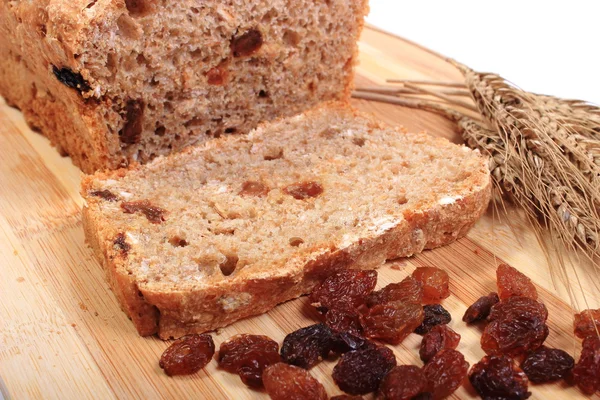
top-left (0, 0), bottom-right (367, 173)
top-left (82, 102), bottom-right (491, 339)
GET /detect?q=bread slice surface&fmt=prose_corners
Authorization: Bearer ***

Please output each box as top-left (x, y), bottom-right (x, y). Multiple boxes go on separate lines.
top-left (82, 102), bottom-right (491, 338)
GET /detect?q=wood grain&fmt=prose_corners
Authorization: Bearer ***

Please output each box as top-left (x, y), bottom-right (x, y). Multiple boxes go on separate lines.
top-left (0, 26), bottom-right (597, 399)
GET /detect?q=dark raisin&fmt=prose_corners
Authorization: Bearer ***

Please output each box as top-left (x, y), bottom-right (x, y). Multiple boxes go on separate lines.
top-left (521, 346), bottom-right (574, 383)
top-left (410, 394), bottom-right (433, 400)
top-left (113, 233), bottom-right (131, 254)
top-left (419, 325), bottom-right (461, 363)
top-left (280, 324), bottom-right (334, 369)
top-left (332, 332), bottom-right (372, 354)
top-left (366, 276), bottom-right (423, 307)
top-left (330, 396), bottom-right (364, 400)
top-left (309, 269), bottom-right (377, 311)
top-left (573, 309), bottom-right (600, 339)
top-left (572, 335), bottom-right (600, 395)
top-left (217, 334), bottom-right (280, 387)
top-left (414, 304), bottom-right (451, 335)
top-left (119, 100), bottom-right (144, 145)
top-left (125, 0), bottom-right (151, 16)
top-left (52, 66), bottom-right (91, 93)
top-left (121, 200), bottom-right (166, 224)
top-left (231, 29), bottom-right (263, 57)
top-left (462, 292), bottom-right (499, 323)
top-left (284, 181), bottom-right (324, 200)
top-left (263, 362), bottom-right (328, 400)
top-left (488, 296), bottom-right (548, 322)
top-left (412, 267), bottom-right (450, 304)
top-left (469, 355), bottom-right (531, 400)
top-left (159, 334), bottom-right (214, 376)
top-left (377, 365), bottom-right (428, 400)
top-left (332, 345), bottom-right (396, 395)
top-left (239, 181), bottom-right (269, 197)
top-left (422, 349), bottom-right (469, 400)
top-left (496, 264), bottom-right (538, 300)
top-left (90, 189), bottom-right (118, 201)
top-left (325, 305), bottom-right (364, 337)
top-left (360, 301), bottom-right (424, 345)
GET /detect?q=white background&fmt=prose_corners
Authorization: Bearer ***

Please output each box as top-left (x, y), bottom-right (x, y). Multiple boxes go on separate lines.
top-left (366, 1), bottom-right (600, 103)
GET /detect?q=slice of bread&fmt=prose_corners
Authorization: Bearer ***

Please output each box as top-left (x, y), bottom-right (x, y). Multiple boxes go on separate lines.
top-left (82, 102), bottom-right (491, 339)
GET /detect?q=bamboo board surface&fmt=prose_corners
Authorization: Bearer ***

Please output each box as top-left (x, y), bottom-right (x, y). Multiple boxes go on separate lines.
top-left (1, 26), bottom-right (598, 400)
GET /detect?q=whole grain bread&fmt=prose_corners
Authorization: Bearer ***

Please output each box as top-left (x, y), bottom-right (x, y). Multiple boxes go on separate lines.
top-left (82, 102), bottom-right (491, 339)
top-left (0, 0), bottom-right (367, 173)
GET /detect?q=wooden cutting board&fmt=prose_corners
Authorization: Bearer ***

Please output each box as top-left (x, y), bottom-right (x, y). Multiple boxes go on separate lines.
top-left (1, 26), bottom-right (598, 400)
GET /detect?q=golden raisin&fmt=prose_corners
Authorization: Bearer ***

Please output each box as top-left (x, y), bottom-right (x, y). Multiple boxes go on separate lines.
top-left (263, 363), bottom-right (328, 400)
top-left (360, 301), bottom-right (424, 344)
top-left (422, 349), bottom-right (469, 400)
top-left (412, 267), bottom-right (450, 304)
top-left (284, 181), bottom-right (324, 200)
top-left (159, 334), bottom-right (214, 376)
top-left (377, 365), bottom-right (429, 400)
top-left (419, 325), bottom-right (461, 363)
top-left (310, 269), bottom-right (377, 311)
top-left (573, 309), bottom-right (600, 339)
top-left (366, 276), bottom-right (423, 307)
top-left (239, 180), bottom-right (269, 197)
top-left (496, 264), bottom-right (538, 300)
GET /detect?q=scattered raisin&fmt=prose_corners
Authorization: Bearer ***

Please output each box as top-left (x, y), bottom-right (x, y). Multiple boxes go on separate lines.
top-left (422, 349), bottom-right (469, 400)
top-left (366, 276), bottom-right (423, 307)
top-left (159, 334), bottom-right (214, 376)
top-left (310, 269), bottom-right (377, 311)
top-left (119, 100), bottom-right (144, 145)
top-left (414, 304), bottom-right (451, 335)
top-left (496, 264), bottom-right (538, 300)
top-left (284, 181), bottom-right (324, 200)
top-left (572, 335), bottom-right (600, 395)
top-left (332, 345), bottom-right (396, 395)
top-left (573, 309), bottom-right (600, 339)
top-left (521, 346), bottom-right (574, 383)
top-left (325, 306), bottom-right (364, 337)
top-left (217, 334), bottom-right (280, 387)
top-left (419, 325), bottom-right (461, 363)
top-left (360, 301), bottom-right (424, 344)
top-left (462, 292), bottom-right (499, 323)
top-left (488, 296), bottom-right (548, 322)
top-left (481, 317), bottom-right (548, 358)
top-left (412, 267), bottom-right (450, 304)
top-left (263, 362), bottom-right (328, 400)
top-left (332, 332), bottom-right (373, 354)
top-left (121, 200), bottom-right (166, 224)
top-left (239, 180), bottom-right (269, 197)
top-left (52, 66), bottom-right (91, 93)
top-left (280, 324), bottom-right (334, 369)
top-left (90, 189), bottom-right (118, 201)
top-left (113, 233), bottom-right (131, 254)
top-left (377, 365), bottom-right (428, 400)
top-left (469, 355), bottom-right (531, 400)
top-left (231, 29), bottom-right (263, 57)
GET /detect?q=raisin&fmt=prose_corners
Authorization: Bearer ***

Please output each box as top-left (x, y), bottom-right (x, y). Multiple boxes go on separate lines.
top-left (52, 66), bottom-right (91, 93)
top-left (419, 325), bottom-right (461, 363)
top-left (412, 267), bottom-right (450, 304)
top-left (332, 332), bottom-right (373, 354)
top-left (121, 200), bottom-right (166, 224)
top-left (414, 304), bottom-right (451, 335)
top-left (360, 301), bottom-right (424, 344)
top-left (206, 65), bottom-right (228, 85)
top-left (496, 264), bottom-right (538, 300)
top-left (231, 29), bottom-right (263, 57)
top-left (572, 335), bottom-right (600, 395)
top-left (239, 180), bottom-right (269, 197)
top-left (331, 396), bottom-right (364, 400)
top-left (325, 305), bottom-right (364, 337)
top-left (422, 349), bottom-right (468, 400)
top-left (90, 189), bottom-right (118, 201)
top-left (113, 233), bottom-right (131, 254)
top-left (309, 269), bottom-right (377, 311)
top-left (159, 334), bottom-right (214, 376)
top-left (284, 181), bottom-right (324, 200)
top-left (573, 309), bottom-right (600, 339)
top-left (366, 276), bottom-right (423, 307)
top-left (469, 355), bottom-right (531, 400)
top-left (217, 334), bottom-right (280, 387)
top-left (119, 100), bottom-right (144, 145)
top-left (462, 292), bottom-right (499, 323)
top-left (481, 317), bottom-right (548, 358)
top-left (332, 345), bottom-right (396, 395)
top-left (521, 346), bottom-right (574, 383)
top-left (280, 324), bottom-right (334, 369)
top-left (488, 296), bottom-right (548, 322)
top-left (263, 362), bottom-right (328, 400)
top-left (411, 394), bottom-right (433, 400)
top-left (377, 365), bottom-right (428, 400)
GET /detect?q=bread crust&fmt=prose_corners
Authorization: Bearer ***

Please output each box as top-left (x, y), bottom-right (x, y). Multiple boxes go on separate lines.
top-left (82, 102), bottom-right (491, 339)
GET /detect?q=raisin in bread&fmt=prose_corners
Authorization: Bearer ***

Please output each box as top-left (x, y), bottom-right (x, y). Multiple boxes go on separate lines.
top-left (0, 0), bottom-right (367, 173)
top-left (82, 102), bottom-right (491, 338)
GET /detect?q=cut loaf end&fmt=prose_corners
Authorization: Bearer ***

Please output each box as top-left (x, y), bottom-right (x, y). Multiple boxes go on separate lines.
top-left (82, 102), bottom-right (491, 338)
